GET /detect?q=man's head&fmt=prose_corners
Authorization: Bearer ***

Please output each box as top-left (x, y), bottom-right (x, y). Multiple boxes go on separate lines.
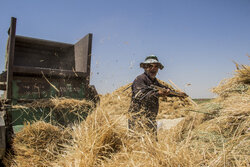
top-left (140, 55), bottom-right (164, 79)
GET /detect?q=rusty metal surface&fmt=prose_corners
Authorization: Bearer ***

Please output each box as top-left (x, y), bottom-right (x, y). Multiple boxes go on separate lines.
top-left (0, 83), bottom-right (6, 91)
top-left (13, 66), bottom-right (87, 78)
top-left (0, 71), bottom-right (7, 82)
top-left (74, 34), bottom-right (92, 74)
top-left (14, 35), bottom-right (75, 70)
top-left (12, 76), bottom-right (88, 100)
top-left (6, 17), bottom-right (16, 99)
top-left (0, 71), bottom-right (7, 91)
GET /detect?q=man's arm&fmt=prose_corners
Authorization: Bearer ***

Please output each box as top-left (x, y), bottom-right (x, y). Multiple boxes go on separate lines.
top-left (151, 84), bottom-right (188, 97)
top-left (132, 76), bottom-right (158, 101)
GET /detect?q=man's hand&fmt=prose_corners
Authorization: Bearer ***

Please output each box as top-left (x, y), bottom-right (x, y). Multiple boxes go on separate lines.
top-left (153, 85), bottom-right (189, 97)
top-left (158, 88), bottom-right (171, 96)
top-left (158, 88), bottom-right (188, 97)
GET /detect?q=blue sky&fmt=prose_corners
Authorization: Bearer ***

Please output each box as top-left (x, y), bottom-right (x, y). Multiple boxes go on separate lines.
top-left (0, 0), bottom-right (249, 98)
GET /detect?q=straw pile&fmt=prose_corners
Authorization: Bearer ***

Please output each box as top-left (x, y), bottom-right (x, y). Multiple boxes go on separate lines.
top-left (100, 80), bottom-right (193, 119)
top-left (3, 121), bottom-right (71, 167)
top-left (48, 108), bottom-right (202, 167)
top-left (52, 108), bottom-right (126, 167)
top-left (212, 62), bottom-right (250, 98)
top-left (12, 98), bottom-right (94, 113)
top-left (3, 62), bottom-right (249, 167)
top-left (170, 62), bottom-right (250, 166)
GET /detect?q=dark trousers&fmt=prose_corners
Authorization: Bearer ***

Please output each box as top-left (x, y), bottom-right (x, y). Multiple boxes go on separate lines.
top-left (128, 101), bottom-right (158, 139)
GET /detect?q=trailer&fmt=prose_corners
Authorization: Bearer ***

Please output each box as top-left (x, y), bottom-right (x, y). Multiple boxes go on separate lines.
top-left (0, 17), bottom-right (99, 158)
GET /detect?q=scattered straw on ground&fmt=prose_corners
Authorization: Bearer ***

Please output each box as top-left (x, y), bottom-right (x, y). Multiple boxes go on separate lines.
top-left (3, 121), bottom-right (71, 167)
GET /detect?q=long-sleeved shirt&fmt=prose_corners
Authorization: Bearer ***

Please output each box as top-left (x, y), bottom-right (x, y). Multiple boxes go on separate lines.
top-left (129, 72), bottom-right (171, 118)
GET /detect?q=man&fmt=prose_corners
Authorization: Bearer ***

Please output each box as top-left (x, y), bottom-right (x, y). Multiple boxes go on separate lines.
top-left (128, 55), bottom-right (187, 138)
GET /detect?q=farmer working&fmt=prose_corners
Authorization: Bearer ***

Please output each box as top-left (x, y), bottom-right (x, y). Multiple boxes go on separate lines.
top-left (128, 55), bottom-right (187, 139)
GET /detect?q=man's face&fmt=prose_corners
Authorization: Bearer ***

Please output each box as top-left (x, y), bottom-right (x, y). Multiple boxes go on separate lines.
top-left (144, 63), bottom-right (159, 79)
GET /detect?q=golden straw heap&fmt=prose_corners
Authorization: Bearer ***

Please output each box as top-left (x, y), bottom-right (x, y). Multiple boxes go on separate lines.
top-left (3, 62), bottom-right (250, 167)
